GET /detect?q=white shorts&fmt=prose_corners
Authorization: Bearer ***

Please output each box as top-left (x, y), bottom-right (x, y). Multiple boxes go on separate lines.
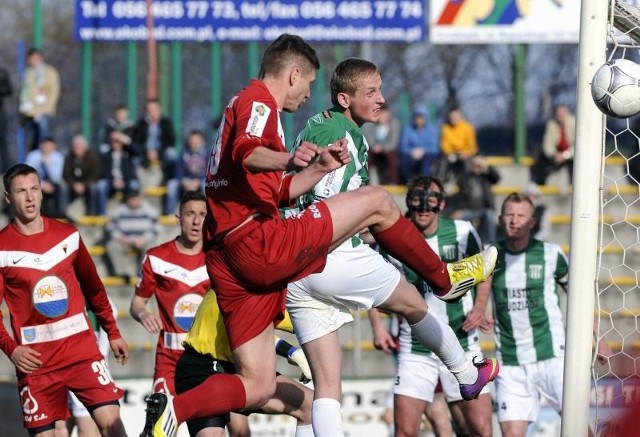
top-left (287, 240), bottom-right (401, 344)
top-left (495, 357), bottom-right (564, 423)
top-left (394, 344), bottom-right (487, 403)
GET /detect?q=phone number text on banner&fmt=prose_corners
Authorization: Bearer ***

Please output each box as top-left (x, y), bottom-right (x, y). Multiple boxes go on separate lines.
top-left (75, 0), bottom-right (425, 42)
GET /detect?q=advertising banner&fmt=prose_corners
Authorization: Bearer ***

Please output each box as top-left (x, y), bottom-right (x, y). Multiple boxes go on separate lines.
top-left (75, 0), bottom-right (425, 42)
top-left (430, 0), bottom-right (581, 44)
top-left (116, 377), bottom-right (391, 436)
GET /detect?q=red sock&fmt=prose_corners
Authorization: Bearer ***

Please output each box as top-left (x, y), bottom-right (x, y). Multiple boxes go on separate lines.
top-left (372, 216), bottom-right (451, 294)
top-left (174, 373), bottom-right (246, 423)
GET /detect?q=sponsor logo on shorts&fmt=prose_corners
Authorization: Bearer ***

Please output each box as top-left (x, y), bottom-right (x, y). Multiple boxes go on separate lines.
top-left (307, 204), bottom-right (322, 219)
top-left (20, 386), bottom-right (39, 416)
top-left (153, 377), bottom-right (170, 394)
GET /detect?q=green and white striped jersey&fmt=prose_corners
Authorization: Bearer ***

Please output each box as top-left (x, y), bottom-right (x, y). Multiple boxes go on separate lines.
top-left (284, 108), bottom-right (370, 246)
top-left (490, 239), bottom-right (568, 366)
top-left (398, 216), bottom-right (483, 356)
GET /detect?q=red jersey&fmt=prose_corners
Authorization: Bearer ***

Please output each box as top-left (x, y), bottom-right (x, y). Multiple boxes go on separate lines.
top-left (135, 239), bottom-right (209, 372)
top-left (204, 79), bottom-right (291, 243)
top-left (0, 217), bottom-right (121, 377)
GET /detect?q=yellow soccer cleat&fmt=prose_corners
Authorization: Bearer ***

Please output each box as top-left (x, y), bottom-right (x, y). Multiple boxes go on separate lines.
top-left (439, 246), bottom-right (498, 302)
top-left (140, 393), bottom-right (178, 437)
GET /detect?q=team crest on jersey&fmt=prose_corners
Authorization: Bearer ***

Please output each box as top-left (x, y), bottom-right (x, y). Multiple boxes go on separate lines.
top-left (442, 245), bottom-right (456, 260)
top-left (22, 328), bottom-right (36, 343)
top-left (246, 101), bottom-right (271, 136)
top-left (174, 293), bottom-right (203, 331)
top-left (32, 275), bottom-right (69, 318)
top-left (529, 264), bottom-right (543, 279)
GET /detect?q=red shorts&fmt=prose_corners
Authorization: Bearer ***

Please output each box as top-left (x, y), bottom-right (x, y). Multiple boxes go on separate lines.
top-left (18, 356), bottom-right (123, 431)
top-left (153, 350), bottom-right (182, 395)
top-left (206, 202), bottom-right (333, 349)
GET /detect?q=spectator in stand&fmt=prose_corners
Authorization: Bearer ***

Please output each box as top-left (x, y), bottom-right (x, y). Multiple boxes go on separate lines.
top-left (103, 103), bottom-right (134, 152)
top-left (25, 136), bottom-right (66, 218)
top-left (0, 65), bottom-right (12, 171)
top-left (531, 104), bottom-right (575, 186)
top-left (63, 134), bottom-right (101, 216)
top-left (438, 106), bottom-right (478, 184)
top-left (363, 103), bottom-right (400, 185)
top-left (398, 105), bottom-right (439, 184)
top-left (19, 48), bottom-right (60, 151)
top-left (451, 154), bottom-right (500, 245)
top-left (132, 99), bottom-right (177, 181)
top-left (164, 130), bottom-right (209, 215)
top-left (96, 131), bottom-right (139, 215)
top-left (104, 188), bottom-right (159, 279)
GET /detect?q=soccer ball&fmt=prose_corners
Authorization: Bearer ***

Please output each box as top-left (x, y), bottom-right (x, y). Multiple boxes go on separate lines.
top-left (591, 59), bottom-right (640, 118)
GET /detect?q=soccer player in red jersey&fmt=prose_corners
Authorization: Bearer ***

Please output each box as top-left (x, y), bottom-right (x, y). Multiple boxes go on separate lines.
top-left (130, 190), bottom-right (210, 397)
top-left (141, 34), bottom-right (497, 437)
top-left (0, 163), bottom-right (128, 436)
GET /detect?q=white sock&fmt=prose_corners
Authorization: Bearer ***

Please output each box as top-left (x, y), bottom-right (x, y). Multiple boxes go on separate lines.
top-left (295, 423), bottom-right (315, 437)
top-left (312, 398), bottom-right (344, 437)
top-left (410, 312), bottom-right (478, 384)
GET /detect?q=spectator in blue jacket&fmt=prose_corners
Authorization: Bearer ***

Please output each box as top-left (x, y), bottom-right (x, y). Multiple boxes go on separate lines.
top-left (163, 130), bottom-right (209, 215)
top-left (25, 136), bottom-right (67, 217)
top-left (398, 105), bottom-right (440, 184)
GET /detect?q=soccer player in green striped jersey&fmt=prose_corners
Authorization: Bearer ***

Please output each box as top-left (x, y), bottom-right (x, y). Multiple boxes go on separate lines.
top-left (371, 175), bottom-right (494, 437)
top-left (483, 192), bottom-right (613, 437)
top-left (483, 192), bottom-right (568, 437)
top-left (285, 59), bottom-right (498, 436)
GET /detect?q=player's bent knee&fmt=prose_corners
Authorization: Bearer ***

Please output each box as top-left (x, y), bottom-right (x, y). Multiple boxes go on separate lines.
top-left (364, 185), bottom-right (396, 212)
top-left (246, 380), bottom-right (278, 409)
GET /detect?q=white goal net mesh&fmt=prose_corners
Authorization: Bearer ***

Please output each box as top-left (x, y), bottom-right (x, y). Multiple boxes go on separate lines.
top-left (592, 1), bottom-right (640, 433)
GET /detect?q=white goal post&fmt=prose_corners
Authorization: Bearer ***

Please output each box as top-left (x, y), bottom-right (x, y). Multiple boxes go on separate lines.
top-left (561, 1), bottom-right (607, 436)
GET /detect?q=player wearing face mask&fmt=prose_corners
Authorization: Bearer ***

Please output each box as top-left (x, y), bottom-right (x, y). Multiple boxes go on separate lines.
top-left (371, 176), bottom-right (494, 437)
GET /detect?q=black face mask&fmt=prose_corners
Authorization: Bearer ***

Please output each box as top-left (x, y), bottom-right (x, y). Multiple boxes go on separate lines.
top-left (406, 189), bottom-right (443, 213)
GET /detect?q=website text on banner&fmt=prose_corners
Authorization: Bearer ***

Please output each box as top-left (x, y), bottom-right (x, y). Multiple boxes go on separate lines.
top-left (75, 0), bottom-right (425, 42)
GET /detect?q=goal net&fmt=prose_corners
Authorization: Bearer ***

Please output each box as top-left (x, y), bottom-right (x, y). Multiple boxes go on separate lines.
top-left (571, 1), bottom-right (640, 435)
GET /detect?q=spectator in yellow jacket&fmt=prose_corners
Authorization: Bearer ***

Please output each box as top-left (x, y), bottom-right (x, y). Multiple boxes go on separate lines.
top-left (438, 107), bottom-right (478, 183)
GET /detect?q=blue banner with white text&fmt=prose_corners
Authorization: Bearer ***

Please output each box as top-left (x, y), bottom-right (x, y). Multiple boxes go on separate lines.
top-left (74, 0), bottom-right (426, 42)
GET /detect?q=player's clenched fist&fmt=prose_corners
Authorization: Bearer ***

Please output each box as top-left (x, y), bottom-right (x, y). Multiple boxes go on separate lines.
top-left (318, 138), bottom-right (351, 171)
top-left (288, 141), bottom-right (318, 169)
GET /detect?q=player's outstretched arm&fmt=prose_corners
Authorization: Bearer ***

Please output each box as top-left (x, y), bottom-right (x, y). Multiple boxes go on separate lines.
top-left (288, 139), bottom-right (351, 199)
top-left (244, 145), bottom-right (297, 173)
